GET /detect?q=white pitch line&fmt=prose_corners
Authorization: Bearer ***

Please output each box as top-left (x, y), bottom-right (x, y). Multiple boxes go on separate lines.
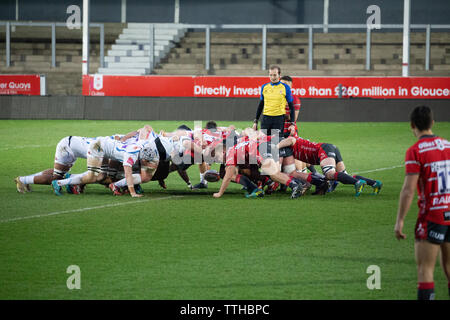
top-left (353, 164), bottom-right (403, 175)
top-left (0, 144), bottom-right (54, 151)
top-left (0, 195), bottom-right (183, 224)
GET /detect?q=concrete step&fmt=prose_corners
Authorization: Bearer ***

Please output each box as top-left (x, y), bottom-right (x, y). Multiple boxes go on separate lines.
top-left (118, 34), bottom-right (176, 43)
top-left (107, 49), bottom-right (162, 57)
top-left (111, 44), bottom-right (170, 51)
top-left (116, 38), bottom-right (176, 45)
top-left (104, 56), bottom-right (151, 63)
top-left (127, 23), bottom-right (186, 29)
top-left (97, 67), bottom-right (148, 75)
top-left (105, 62), bottom-right (151, 69)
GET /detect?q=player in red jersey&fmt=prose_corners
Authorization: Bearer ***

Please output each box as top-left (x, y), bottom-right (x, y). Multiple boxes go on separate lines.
top-left (277, 136), bottom-right (382, 196)
top-left (280, 76), bottom-right (301, 138)
top-left (212, 130), bottom-right (309, 199)
top-left (192, 121), bottom-right (236, 189)
top-left (276, 76), bottom-right (316, 194)
top-left (394, 106), bottom-right (450, 300)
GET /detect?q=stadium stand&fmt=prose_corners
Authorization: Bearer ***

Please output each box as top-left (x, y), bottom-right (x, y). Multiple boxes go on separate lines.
top-left (154, 30), bottom-right (450, 76)
top-left (1, 23), bottom-right (449, 94)
top-left (99, 23), bottom-right (186, 75)
top-left (0, 23), bottom-right (125, 95)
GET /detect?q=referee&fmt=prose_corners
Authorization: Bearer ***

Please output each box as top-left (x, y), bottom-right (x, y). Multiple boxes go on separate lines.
top-left (252, 65), bottom-right (296, 139)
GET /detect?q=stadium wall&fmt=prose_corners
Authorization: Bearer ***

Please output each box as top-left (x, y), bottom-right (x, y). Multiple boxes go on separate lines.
top-left (1, 0), bottom-right (449, 26)
top-left (0, 96), bottom-right (449, 122)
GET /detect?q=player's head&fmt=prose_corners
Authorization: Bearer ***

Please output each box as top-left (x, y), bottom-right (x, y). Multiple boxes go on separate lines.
top-left (280, 75), bottom-right (293, 88)
top-left (177, 124), bottom-right (192, 131)
top-left (269, 65), bottom-right (281, 84)
top-left (410, 105), bottom-right (434, 132)
top-left (140, 147), bottom-right (158, 162)
top-left (205, 121), bottom-right (217, 131)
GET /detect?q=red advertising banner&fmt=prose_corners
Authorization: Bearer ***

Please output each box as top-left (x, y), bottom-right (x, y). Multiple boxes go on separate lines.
top-left (83, 75), bottom-right (450, 99)
top-left (0, 75), bottom-right (45, 96)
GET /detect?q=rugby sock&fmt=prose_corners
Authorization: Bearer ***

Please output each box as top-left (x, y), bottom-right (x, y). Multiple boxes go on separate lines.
top-left (200, 173), bottom-right (207, 185)
top-left (335, 172), bottom-right (358, 185)
top-left (354, 175), bottom-right (376, 186)
top-left (418, 282), bottom-right (435, 300)
top-left (286, 177), bottom-right (299, 190)
top-left (236, 174), bottom-right (258, 192)
top-left (114, 174), bottom-right (142, 188)
top-left (56, 172), bottom-right (87, 186)
top-left (19, 171), bottom-right (46, 185)
top-left (305, 173), bottom-right (325, 187)
top-left (307, 165), bottom-right (317, 174)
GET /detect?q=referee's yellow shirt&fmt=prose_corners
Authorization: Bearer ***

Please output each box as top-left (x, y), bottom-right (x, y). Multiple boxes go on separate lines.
top-left (260, 81), bottom-right (293, 116)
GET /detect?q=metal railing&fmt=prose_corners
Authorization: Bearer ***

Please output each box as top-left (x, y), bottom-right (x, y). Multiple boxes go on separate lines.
top-left (1, 21), bottom-right (105, 69)
top-left (2, 22), bottom-right (449, 74)
top-left (170, 23), bottom-right (450, 72)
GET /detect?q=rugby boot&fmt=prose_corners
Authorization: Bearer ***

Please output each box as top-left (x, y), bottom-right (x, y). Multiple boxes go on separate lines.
top-left (355, 179), bottom-right (367, 197)
top-left (371, 180), bottom-right (383, 195)
top-left (51, 180), bottom-right (63, 196)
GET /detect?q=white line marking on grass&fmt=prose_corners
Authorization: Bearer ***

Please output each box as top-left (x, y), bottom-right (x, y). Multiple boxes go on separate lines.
top-left (0, 144), bottom-right (54, 151)
top-left (0, 196), bottom-right (183, 224)
top-left (353, 164), bottom-right (403, 175)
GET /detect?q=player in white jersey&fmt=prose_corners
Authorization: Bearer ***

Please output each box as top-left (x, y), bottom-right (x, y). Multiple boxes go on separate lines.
top-left (14, 135), bottom-right (95, 193)
top-left (52, 134), bottom-right (156, 197)
top-left (108, 130), bottom-right (179, 195)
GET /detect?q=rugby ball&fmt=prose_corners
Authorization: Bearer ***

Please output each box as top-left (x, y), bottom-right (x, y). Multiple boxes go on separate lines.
top-left (204, 169), bottom-right (221, 183)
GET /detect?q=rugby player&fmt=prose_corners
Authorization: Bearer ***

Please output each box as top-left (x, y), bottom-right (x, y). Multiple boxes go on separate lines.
top-left (211, 130), bottom-right (308, 199)
top-left (394, 105), bottom-right (450, 300)
top-left (277, 136), bottom-right (382, 196)
top-left (14, 135), bottom-right (96, 193)
top-left (52, 134), bottom-right (157, 197)
top-left (108, 130), bottom-right (179, 195)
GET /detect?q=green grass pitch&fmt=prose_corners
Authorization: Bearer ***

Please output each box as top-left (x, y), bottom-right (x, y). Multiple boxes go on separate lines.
top-left (1, 119), bottom-right (449, 300)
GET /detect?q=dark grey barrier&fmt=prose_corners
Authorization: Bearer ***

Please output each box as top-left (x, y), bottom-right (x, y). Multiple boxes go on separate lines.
top-left (0, 96), bottom-right (449, 122)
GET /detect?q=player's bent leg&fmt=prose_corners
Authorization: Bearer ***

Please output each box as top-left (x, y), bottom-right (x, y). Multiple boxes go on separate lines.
top-left (415, 239), bottom-right (441, 300)
top-left (33, 169), bottom-right (54, 185)
top-left (282, 156), bottom-right (296, 175)
top-left (15, 168), bottom-right (54, 193)
top-left (52, 163), bottom-right (71, 180)
top-left (260, 158), bottom-right (280, 177)
top-left (295, 160), bottom-right (307, 173)
top-left (321, 158), bottom-right (366, 196)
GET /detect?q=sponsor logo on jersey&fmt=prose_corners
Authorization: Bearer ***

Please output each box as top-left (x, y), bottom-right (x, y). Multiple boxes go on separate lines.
top-left (432, 195), bottom-right (450, 206)
top-left (418, 141), bottom-right (436, 149)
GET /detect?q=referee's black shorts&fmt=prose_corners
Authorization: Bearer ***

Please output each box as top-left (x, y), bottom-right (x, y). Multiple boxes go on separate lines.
top-left (260, 115), bottom-right (285, 138)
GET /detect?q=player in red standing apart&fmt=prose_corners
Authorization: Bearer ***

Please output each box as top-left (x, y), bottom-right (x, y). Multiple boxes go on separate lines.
top-left (395, 105), bottom-right (450, 300)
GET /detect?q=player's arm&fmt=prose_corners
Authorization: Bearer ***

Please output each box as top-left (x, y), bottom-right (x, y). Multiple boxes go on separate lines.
top-left (287, 101), bottom-right (296, 134)
top-left (277, 136), bottom-right (296, 149)
top-left (253, 99), bottom-right (264, 130)
top-left (138, 125), bottom-right (153, 140)
top-left (294, 109), bottom-right (300, 122)
top-left (394, 173), bottom-right (419, 240)
top-left (123, 165), bottom-right (142, 198)
top-left (213, 165), bottom-right (236, 198)
top-left (120, 131), bottom-right (138, 142)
